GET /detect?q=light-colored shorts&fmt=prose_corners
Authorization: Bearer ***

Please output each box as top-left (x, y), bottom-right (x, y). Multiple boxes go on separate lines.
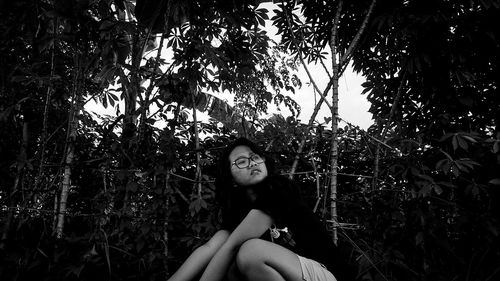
top-left (297, 255), bottom-right (337, 281)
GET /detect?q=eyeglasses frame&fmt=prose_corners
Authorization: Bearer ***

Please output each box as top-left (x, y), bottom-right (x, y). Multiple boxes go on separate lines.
top-left (231, 154), bottom-right (265, 169)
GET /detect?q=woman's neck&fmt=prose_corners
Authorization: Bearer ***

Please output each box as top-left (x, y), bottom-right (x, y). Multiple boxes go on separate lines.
top-left (245, 187), bottom-right (257, 202)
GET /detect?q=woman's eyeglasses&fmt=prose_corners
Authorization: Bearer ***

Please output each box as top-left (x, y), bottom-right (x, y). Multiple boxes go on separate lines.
top-left (232, 154), bottom-right (265, 169)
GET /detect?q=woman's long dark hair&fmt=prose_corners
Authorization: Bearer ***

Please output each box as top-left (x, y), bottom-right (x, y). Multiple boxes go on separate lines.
top-left (215, 137), bottom-right (276, 229)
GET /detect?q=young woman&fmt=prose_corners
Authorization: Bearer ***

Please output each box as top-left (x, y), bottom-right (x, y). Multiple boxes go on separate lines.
top-left (167, 138), bottom-right (356, 281)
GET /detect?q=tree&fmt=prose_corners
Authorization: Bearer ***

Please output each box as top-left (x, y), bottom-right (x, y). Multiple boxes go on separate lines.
top-left (350, 1), bottom-right (500, 280)
top-left (0, 0), bottom-right (303, 279)
top-left (271, 0), bottom-right (377, 244)
top-left (2, 1), bottom-right (499, 281)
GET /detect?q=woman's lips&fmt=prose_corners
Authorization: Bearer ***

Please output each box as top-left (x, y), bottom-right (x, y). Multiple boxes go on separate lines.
top-left (250, 169), bottom-right (261, 175)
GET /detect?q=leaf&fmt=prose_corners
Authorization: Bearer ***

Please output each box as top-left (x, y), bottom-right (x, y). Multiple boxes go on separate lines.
top-left (102, 95), bottom-right (108, 108)
top-left (361, 81), bottom-right (372, 88)
top-left (415, 232), bottom-right (424, 246)
top-left (126, 181), bottom-right (139, 192)
top-left (485, 220), bottom-right (499, 237)
top-left (418, 182), bottom-right (432, 197)
top-left (457, 136), bottom-right (468, 150)
top-left (452, 135), bottom-right (458, 150)
top-left (141, 223), bottom-right (151, 235)
top-left (69, 265), bottom-right (85, 278)
top-left (432, 184), bottom-right (443, 195)
top-left (108, 95), bottom-right (115, 107)
top-left (472, 185), bottom-right (480, 197)
top-left (450, 165), bottom-right (460, 177)
top-left (189, 198), bottom-right (207, 215)
top-left (109, 93), bottom-right (119, 101)
top-left (436, 158), bottom-right (450, 173)
top-left (461, 135), bottom-right (477, 143)
top-left (136, 239), bottom-right (145, 253)
top-left (488, 179), bottom-right (500, 185)
top-left (437, 181), bottom-right (456, 189)
top-left (11, 75), bottom-right (30, 83)
top-left (200, 198), bottom-right (208, 209)
top-left (458, 158), bottom-right (480, 169)
top-left (263, 91), bottom-right (273, 103)
top-left (257, 16), bottom-right (266, 27)
top-left (255, 8), bottom-right (269, 20)
top-left (439, 133), bottom-right (454, 142)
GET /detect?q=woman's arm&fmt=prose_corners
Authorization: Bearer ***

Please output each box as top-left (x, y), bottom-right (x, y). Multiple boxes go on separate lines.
top-left (199, 209), bottom-right (273, 281)
top-left (167, 230), bottom-right (229, 281)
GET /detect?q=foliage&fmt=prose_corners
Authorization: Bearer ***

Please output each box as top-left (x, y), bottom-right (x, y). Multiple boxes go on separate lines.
top-left (1, 0), bottom-right (500, 281)
top-left (349, 0), bottom-right (500, 280)
top-left (268, 0), bottom-right (500, 280)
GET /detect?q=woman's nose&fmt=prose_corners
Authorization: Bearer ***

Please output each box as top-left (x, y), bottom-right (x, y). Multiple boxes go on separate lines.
top-left (248, 159), bottom-right (258, 167)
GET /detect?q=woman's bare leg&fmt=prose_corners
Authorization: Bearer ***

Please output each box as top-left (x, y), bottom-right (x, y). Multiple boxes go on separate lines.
top-left (225, 261), bottom-right (243, 281)
top-left (236, 239), bottom-right (303, 281)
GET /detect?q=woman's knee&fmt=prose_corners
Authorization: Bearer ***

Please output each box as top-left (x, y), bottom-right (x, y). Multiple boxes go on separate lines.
top-left (236, 238), bottom-right (267, 272)
top-left (215, 229), bottom-right (230, 239)
top-left (206, 230), bottom-right (230, 249)
top-left (236, 239), bottom-right (303, 281)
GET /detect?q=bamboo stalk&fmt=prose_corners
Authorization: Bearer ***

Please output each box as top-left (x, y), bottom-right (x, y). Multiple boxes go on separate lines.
top-left (35, 15), bottom-right (57, 191)
top-left (55, 52), bottom-right (83, 238)
top-left (191, 91), bottom-right (202, 198)
top-left (278, 0), bottom-right (377, 245)
top-left (55, 100), bottom-right (79, 238)
top-left (55, 118), bottom-right (75, 238)
top-left (327, 0), bottom-right (343, 245)
top-left (280, 1), bottom-right (333, 178)
top-left (163, 172), bottom-right (171, 279)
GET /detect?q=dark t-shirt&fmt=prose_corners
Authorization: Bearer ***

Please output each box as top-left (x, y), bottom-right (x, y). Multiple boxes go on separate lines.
top-left (221, 175), bottom-right (357, 281)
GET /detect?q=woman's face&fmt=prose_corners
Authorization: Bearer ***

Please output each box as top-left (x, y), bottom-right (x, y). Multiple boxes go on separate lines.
top-left (229, 145), bottom-right (268, 186)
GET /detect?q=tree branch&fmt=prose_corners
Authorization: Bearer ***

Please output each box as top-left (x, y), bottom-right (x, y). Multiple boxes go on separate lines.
top-left (372, 69), bottom-right (408, 190)
top-left (339, 0), bottom-right (377, 68)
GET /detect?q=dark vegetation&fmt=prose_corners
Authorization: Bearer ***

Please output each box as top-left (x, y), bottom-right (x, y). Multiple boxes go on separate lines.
top-left (1, 0), bottom-right (499, 280)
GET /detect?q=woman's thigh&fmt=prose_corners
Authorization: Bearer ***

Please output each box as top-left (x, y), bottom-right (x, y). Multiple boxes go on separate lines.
top-left (236, 238), bottom-right (303, 281)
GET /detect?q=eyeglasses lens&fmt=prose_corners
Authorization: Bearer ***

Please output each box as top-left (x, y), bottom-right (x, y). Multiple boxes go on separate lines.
top-left (235, 155), bottom-right (263, 168)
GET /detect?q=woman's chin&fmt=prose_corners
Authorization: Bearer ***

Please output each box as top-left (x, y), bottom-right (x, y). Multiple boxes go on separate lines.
top-left (240, 176), bottom-right (265, 187)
